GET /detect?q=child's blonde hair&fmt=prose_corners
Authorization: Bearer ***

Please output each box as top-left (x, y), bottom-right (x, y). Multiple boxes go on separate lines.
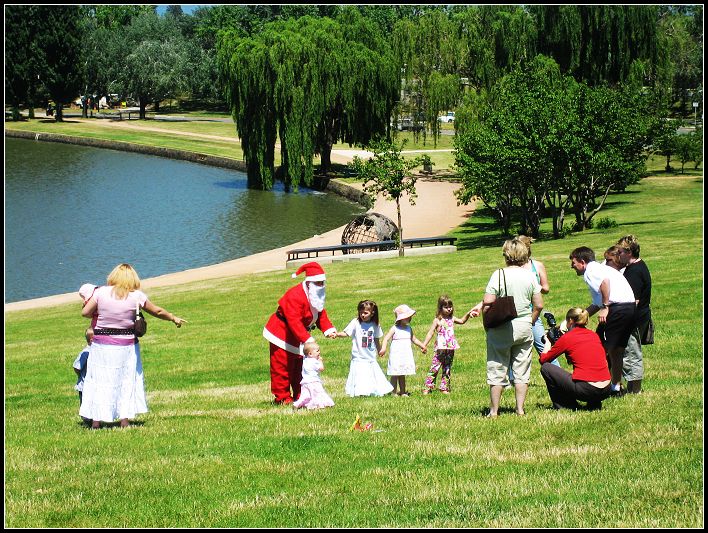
top-left (436, 295), bottom-right (454, 319)
top-left (303, 340), bottom-right (319, 356)
top-left (565, 307), bottom-right (589, 327)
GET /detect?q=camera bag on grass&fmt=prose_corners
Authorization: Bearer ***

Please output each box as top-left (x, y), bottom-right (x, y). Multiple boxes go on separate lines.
top-left (134, 303), bottom-right (147, 337)
top-left (483, 268), bottom-right (518, 330)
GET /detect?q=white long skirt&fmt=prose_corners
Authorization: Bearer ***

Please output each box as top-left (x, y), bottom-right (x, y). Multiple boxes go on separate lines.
top-left (345, 360), bottom-right (394, 397)
top-left (79, 342), bottom-right (148, 422)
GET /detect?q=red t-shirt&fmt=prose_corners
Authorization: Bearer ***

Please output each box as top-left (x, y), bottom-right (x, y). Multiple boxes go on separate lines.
top-left (539, 327), bottom-right (610, 382)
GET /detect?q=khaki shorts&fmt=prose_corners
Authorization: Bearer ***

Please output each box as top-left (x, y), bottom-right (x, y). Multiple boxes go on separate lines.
top-left (622, 329), bottom-right (644, 381)
top-left (486, 319), bottom-right (533, 386)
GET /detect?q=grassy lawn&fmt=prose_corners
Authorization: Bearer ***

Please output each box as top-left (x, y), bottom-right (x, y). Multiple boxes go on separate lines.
top-left (5, 117), bottom-right (245, 161)
top-left (5, 115), bottom-right (463, 172)
top-left (4, 163), bottom-right (703, 526)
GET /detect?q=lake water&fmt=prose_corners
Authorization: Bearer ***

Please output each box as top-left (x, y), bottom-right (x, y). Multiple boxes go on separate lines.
top-left (4, 137), bottom-right (364, 302)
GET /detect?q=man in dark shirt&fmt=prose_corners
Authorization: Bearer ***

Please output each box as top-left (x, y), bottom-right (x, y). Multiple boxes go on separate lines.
top-left (617, 235), bottom-right (652, 394)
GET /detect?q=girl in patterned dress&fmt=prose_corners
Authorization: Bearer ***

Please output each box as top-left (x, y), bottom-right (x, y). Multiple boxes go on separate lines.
top-left (422, 296), bottom-right (472, 394)
top-left (379, 304), bottom-right (427, 396)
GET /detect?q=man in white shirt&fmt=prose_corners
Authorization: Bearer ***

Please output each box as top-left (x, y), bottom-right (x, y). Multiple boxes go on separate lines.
top-left (569, 246), bottom-right (636, 396)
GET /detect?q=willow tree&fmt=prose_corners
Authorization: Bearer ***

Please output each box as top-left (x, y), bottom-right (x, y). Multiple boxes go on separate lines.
top-left (531, 5), bottom-right (662, 86)
top-left (218, 12), bottom-right (398, 190)
top-left (391, 10), bottom-right (465, 146)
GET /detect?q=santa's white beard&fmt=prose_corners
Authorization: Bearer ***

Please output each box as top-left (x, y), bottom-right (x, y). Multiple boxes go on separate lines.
top-left (307, 283), bottom-right (326, 312)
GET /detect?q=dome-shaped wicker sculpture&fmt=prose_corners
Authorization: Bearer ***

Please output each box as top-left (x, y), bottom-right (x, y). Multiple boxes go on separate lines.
top-left (341, 212), bottom-right (399, 254)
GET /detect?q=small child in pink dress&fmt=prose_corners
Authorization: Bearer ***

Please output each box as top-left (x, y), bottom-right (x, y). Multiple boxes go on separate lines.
top-left (293, 341), bottom-right (335, 410)
top-left (421, 296), bottom-right (472, 394)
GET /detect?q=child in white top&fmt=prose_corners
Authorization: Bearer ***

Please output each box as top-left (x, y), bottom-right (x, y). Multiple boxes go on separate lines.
top-left (379, 304), bottom-right (427, 396)
top-left (337, 300), bottom-right (394, 397)
top-left (293, 341), bottom-right (335, 410)
top-left (422, 296), bottom-right (471, 394)
top-left (73, 327), bottom-right (94, 407)
top-left (79, 283), bottom-right (98, 329)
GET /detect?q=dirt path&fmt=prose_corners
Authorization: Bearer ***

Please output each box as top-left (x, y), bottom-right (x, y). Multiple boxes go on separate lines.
top-left (68, 117), bottom-right (242, 143)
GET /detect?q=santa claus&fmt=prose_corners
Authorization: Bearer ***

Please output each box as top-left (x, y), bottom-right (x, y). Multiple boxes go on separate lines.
top-left (263, 262), bottom-right (337, 404)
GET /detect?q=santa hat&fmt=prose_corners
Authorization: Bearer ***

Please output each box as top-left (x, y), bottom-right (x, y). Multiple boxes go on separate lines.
top-left (291, 262), bottom-right (326, 282)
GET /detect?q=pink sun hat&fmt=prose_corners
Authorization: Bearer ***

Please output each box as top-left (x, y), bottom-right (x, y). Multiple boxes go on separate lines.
top-left (79, 283), bottom-right (97, 302)
top-left (394, 304), bottom-right (416, 322)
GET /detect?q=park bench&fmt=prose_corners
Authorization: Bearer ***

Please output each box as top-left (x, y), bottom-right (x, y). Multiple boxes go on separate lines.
top-left (286, 236), bottom-right (457, 262)
top-left (116, 107), bottom-right (143, 120)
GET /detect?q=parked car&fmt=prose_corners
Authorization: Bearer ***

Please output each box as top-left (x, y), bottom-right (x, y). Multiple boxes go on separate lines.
top-left (397, 117), bottom-right (425, 132)
top-left (438, 111), bottom-right (455, 123)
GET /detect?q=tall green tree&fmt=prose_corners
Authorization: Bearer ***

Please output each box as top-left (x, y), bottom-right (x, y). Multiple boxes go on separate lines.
top-left (349, 140), bottom-right (425, 257)
top-left (563, 82), bottom-right (651, 230)
top-left (93, 11), bottom-right (193, 118)
top-left (455, 56), bottom-right (654, 237)
top-left (35, 5), bottom-right (84, 122)
top-left (531, 5), bottom-right (663, 86)
top-left (81, 5), bottom-right (158, 114)
top-left (391, 9), bottom-right (467, 146)
top-left (218, 13), bottom-right (398, 190)
top-left (658, 7), bottom-right (703, 116)
top-left (455, 56), bottom-right (572, 237)
top-left (5, 5), bottom-right (44, 120)
top-left (453, 6), bottom-right (537, 91)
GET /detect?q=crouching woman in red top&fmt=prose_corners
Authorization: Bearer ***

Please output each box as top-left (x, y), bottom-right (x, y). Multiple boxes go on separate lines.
top-left (539, 308), bottom-right (612, 411)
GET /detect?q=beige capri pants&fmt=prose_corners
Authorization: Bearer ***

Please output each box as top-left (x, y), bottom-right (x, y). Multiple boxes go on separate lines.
top-left (486, 318), bottom-right (534, 386)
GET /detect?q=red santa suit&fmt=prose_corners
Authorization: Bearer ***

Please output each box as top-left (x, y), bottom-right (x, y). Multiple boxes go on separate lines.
top-left (263, 262), bottom-right (336, 404)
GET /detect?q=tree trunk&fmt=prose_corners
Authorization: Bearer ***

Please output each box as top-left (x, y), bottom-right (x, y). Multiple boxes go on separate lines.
top-left (397, 199), bottom-right (404, 257)
top-left (139, 100), bottom-right (147, 120)
top-left (320, 144), bottom-right (332, 175)
top-left (54, 104), bottom-right (64, 122)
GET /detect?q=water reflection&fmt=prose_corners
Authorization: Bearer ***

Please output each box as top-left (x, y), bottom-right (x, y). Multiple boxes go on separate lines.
top-left (5, 138), bottom-right (364, 302)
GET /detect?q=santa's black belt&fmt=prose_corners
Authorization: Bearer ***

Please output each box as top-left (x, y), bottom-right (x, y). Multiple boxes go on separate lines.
top-left (94, 328), bottom-right (135, 335)
top-left (275, 311), bottom-right (316, 331)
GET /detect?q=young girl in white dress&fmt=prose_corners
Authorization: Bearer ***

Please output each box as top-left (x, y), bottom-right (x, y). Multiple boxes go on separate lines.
top-left (337, 300), bottom-right (394, 397)
top-left (379, 304), bottom-right (427, 396)
top-left (293, 341), bottom-right (335, 410)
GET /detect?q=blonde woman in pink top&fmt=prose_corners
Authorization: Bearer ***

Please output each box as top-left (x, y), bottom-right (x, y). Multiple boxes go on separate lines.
top-left (79, 263), bottom-right (186, 429)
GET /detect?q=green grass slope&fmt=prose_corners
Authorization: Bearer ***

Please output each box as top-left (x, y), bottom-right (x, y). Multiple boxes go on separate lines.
top-left (4, 174), bottom-right (703, 527)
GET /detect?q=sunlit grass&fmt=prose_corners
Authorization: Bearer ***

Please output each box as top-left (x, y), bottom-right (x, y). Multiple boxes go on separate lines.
top-left (4, 163), bottom-right (702, 527)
